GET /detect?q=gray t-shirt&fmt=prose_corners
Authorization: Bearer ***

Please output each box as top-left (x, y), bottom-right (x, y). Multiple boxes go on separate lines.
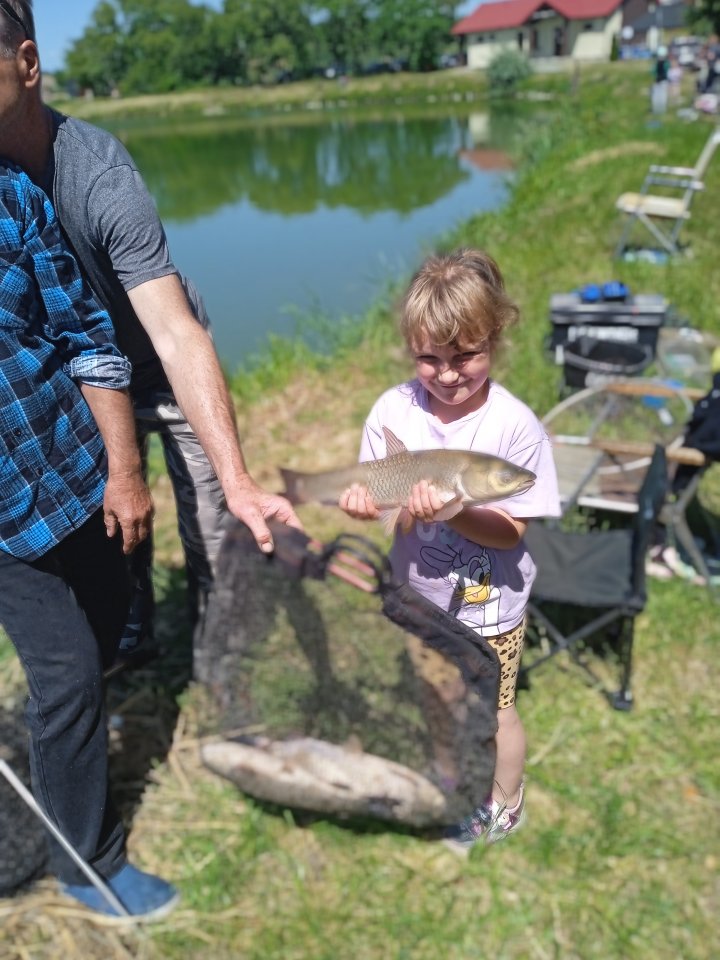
top-left (41, 109), bottom-right (208, 395)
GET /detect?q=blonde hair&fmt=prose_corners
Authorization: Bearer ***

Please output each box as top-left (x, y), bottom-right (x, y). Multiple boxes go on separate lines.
top-left (399, 248), bottom-right (519, 353)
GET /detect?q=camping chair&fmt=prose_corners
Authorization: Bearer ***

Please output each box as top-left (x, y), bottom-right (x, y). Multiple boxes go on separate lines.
top-left (614, 127), bottom-right (720, 257)
top-left (655, 370), bottom-right (720, 585)
top-left (521, 444), bottom-right (668, 711)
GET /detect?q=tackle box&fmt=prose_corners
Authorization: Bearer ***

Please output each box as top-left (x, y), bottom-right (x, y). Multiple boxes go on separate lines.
top-left (549, 292), bottom-right (669, 364)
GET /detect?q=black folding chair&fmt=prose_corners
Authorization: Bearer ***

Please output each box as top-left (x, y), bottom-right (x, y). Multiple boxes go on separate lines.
top-left (521, 444), bottom-right (668, 711)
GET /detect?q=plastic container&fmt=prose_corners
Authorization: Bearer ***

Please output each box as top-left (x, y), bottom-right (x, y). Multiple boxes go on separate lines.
top-left (656, 329), bottom-right (714, 389)
top-left (563, 337), bottom-right (653, 389)
top-left (549, 292), bottom-right (668, 363)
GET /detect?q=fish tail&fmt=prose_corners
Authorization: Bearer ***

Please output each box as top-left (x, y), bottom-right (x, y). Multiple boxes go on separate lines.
top-left (279, 468), bottom-right (304, 504)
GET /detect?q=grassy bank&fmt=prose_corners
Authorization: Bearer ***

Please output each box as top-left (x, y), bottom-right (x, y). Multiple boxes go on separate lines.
top-left (3, 63), bottom-right (720, 959)
top-left (52, 67), bottom-right (490, 125)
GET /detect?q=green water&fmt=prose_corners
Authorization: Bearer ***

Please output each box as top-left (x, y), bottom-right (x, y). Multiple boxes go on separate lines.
top-left (111, 106), bottom-right (521, 370)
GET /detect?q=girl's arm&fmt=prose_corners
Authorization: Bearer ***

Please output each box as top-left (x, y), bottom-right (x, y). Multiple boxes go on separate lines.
top-left (406, 479), bottom-right (527, 548)
top-left (447, 505), bottom-right (527, 549)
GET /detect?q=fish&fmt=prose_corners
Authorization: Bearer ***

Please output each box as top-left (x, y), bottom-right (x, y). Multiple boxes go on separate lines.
top-left (201, 736), bottom-right (447, 827)
top-left (280, 426), bottom-right (536, 532)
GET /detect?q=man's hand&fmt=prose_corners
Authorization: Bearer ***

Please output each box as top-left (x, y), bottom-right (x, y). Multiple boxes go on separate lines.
top-left (103, 469), bottom-right (154, 555)
top-left (227, 476), bottom-right (303, 554)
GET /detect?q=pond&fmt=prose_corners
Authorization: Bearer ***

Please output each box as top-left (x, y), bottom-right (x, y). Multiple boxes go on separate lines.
top-left (113, 107), bottom-right (519, 373)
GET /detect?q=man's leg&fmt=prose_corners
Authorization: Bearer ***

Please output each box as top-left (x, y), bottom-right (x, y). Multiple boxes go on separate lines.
top-left (135, 393), bottom-right (227, 638)
top-left (0, 512), bottom-right (130, 883)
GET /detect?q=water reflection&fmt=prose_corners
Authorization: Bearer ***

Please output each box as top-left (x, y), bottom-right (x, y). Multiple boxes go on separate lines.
top-left (113, 109), bottom-right (516, 369)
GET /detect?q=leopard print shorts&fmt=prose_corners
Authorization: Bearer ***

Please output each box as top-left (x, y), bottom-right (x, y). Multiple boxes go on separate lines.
top-left (485, 620), bottom-right (526, 709)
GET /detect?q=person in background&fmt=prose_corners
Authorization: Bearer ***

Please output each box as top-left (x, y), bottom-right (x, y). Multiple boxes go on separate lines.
top-left (0, 1), bottom-right (302, 658)
top-left (340, 248), bottom-right (560, 850)
top-left (651, 45), bottom-right (670, 114)
top-left (700, 35), bottom-right (720, 93)
top-left (667, 54), bottom-right (683, 104)
top-left (0, 160), bottom-right (176, 918)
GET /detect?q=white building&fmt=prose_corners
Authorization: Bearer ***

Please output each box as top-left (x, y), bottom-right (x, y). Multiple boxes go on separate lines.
top-left (452, 0), bottom-right (657, 69)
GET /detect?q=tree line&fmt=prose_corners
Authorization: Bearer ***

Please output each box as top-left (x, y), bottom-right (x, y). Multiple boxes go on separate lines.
top-left (59, 0), bottom-right (460, 97)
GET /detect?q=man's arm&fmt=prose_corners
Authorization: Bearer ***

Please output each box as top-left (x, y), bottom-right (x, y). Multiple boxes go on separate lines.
top-left (79, 384), bottom-right (153, 554)
top-left (127, 274), bottom-right (302, 553)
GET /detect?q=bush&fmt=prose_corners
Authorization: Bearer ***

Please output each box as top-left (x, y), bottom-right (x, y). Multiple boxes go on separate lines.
top-left (487, 48), bottom-right (532, 96)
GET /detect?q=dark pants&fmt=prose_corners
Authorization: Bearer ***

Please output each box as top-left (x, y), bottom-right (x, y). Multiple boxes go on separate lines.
top-left (0, 510), bottom-right (131, 884)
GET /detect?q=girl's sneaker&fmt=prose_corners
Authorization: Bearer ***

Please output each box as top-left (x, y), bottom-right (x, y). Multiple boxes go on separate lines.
top-left (442, 783), bottom-right (525, 853)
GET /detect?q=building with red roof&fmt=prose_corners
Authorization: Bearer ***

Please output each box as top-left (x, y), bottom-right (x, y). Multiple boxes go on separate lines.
top-left (453, 1), bottom-right (660, 69)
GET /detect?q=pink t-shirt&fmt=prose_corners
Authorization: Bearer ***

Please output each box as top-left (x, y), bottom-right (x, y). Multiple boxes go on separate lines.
top-left (360, 379), bottom-right (561, 637)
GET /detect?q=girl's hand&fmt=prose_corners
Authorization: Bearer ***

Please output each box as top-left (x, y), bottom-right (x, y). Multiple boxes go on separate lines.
top-left (406, 480), bottom-right (450, 523)
top-left (339, 483), bottom-right (381, 521)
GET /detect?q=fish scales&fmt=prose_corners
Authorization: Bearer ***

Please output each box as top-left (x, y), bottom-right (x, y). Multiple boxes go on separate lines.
top-left (365, 451), bottom-right (468, 506)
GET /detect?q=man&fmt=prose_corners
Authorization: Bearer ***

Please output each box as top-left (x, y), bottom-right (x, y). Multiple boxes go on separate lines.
top-left (0, 1), bottom-right (302, 653)
top-left (0, 159), bottom-right (175, 918)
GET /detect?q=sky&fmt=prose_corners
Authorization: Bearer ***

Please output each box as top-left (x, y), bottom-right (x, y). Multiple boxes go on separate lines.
top-left (34, 0), bottom-right (485, 73)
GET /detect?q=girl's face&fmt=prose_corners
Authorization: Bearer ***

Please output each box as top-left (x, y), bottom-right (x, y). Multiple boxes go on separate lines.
top-left (413, 336), bottom-right (491, 421)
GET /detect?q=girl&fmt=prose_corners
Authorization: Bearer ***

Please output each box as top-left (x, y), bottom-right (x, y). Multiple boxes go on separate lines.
top-left (340, 248), bottom-right (560, 849)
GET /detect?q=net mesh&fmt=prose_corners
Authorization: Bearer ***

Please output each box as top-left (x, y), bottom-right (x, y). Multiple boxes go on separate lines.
top-left (197, 520), bottom-right (500, 826)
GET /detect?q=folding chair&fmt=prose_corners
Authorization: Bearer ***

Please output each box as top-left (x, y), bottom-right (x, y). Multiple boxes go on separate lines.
top-left (656, 370), bottom-right (720, 586)
top-left (614, 127), bottom-right (720, 257)
top-left (521, 444), bottom-right (668, 711)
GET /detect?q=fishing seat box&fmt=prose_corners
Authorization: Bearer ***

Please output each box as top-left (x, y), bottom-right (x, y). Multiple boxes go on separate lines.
top-left (548, 292), bottom-right (668, 366)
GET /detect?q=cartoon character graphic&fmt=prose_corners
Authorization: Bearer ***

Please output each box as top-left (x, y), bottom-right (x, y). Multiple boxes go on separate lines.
top-left (419, 528), bottom-right (501, 634)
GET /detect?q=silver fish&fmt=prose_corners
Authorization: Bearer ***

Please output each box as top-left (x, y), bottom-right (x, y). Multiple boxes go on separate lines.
top-left (281, 427), bottom-right (535, 530)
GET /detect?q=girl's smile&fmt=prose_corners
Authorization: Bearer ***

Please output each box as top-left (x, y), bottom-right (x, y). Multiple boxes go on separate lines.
top-left (414, 339), bottom-right (491, 421)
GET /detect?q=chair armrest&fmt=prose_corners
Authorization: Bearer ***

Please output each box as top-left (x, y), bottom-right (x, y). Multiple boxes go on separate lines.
top-left (641, 175), bottom-right (704, 193)
top-left (648, 164), bottom-right (697, 177)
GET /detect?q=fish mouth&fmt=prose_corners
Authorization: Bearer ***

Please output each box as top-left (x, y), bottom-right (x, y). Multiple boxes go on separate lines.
top-left (516, 476), bottom-right (535, 494)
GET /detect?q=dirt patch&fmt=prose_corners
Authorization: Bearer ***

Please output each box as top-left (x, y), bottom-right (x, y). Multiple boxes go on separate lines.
top-left (569, 141), bottom-right (665, 172)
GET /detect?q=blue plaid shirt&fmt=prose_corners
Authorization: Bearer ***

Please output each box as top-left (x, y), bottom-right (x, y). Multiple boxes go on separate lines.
top-left (0, 163), bottom-right (132, 561)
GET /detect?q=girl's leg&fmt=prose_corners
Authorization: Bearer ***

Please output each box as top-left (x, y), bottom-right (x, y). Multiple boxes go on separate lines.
top-left (491, 703), bottom-right (526, 808)
top-left (485, 620), bottom-right (526, 808)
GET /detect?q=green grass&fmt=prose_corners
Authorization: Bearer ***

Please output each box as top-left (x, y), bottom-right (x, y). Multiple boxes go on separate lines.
top-left (2, 62), bottom-right (719, 959)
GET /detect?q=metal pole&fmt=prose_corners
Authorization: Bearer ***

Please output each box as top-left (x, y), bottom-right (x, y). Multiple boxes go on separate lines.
top-left (0, 760), bottom-right (130, 917)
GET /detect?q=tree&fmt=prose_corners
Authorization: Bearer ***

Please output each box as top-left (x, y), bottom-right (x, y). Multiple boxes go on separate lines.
top-left (687, 0), bottom-right (720, 34)
top-left (222, 0), bottom-right (316, 84)
top-left (486, 48), bottom-right (531, 97)
top-left (64, 1), bottom-right (128, 96)
top-left (313, 0), bottom-right (374, 75)
top-left (372, 0), bottom-right (455, 72)
top-left (64, 0), bottom-right (224, 95)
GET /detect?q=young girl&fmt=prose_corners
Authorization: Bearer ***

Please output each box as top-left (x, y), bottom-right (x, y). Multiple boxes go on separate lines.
top-left (340, 248), bottom-right (560, 849)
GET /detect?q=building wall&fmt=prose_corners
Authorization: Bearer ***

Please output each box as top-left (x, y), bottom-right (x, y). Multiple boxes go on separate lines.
top-left (466, 28), bottom-right (525, 70)
top-left (566, 10), bottom-right (623, 60)
top-left (465, 9), bottom-right (624, 67)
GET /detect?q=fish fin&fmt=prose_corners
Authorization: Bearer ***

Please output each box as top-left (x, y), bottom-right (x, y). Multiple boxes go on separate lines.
top-left (397, 508), bottom-right (415, 533)
top-left (382, 426), bottom-right (408, 457)
top-left (433, 495), bottom-right (464, 522)
top-left (379, 507), bottom-right (414, 535)
top-left (379, 506), bottom-right (403, 535)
